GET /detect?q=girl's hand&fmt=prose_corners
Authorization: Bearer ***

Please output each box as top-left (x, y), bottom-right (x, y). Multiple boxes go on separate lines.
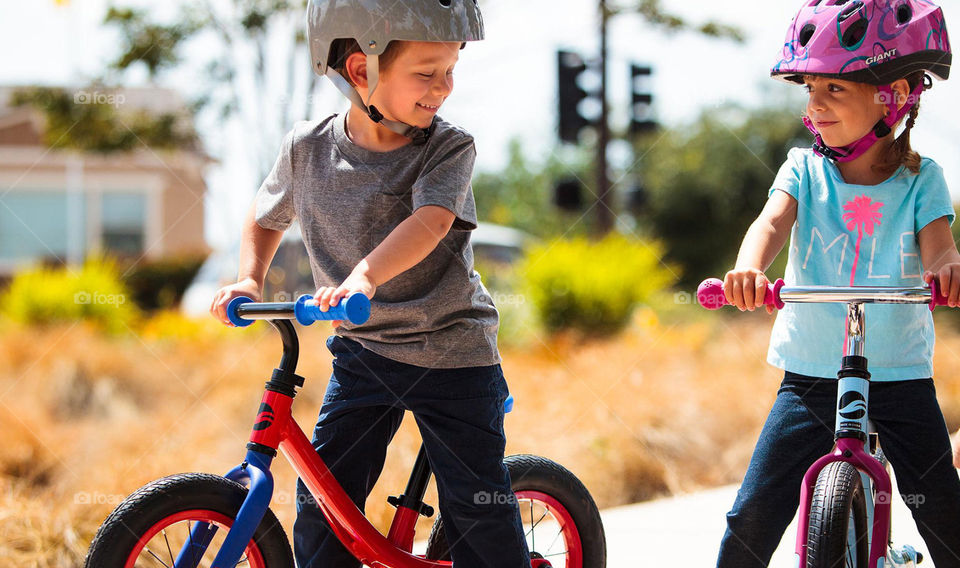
top-left (924, 264), bottom-right (960, 308)
top-left (210, 278), bottom-right (262, 326)
top-left (313, 269), bottom-right (376, 328)
top-left (723, 268), bottom-right (775, 314)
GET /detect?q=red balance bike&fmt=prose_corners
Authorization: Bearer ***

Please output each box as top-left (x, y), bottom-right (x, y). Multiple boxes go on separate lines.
top-left (84, 294), bottom-right (606, 568)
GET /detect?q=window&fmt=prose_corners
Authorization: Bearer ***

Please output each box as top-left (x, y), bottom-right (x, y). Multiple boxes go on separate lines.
top-left (101, 192), bottom-right (146, 256)
top-left (0, 190), bottom-right (84, 263)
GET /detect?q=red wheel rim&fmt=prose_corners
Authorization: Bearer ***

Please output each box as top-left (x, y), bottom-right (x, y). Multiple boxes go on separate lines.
top-left (124, 509), bottom-right (267, 568)
top-left (515, 490), bottom-right (583, 568)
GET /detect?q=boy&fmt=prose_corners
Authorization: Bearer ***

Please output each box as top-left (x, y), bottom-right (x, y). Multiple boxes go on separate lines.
top-left (210, 1), bottom-right (532, 566)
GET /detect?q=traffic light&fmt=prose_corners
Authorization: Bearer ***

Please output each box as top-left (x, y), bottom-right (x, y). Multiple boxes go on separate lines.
top-left (557, 50), bottom-right (595, 143)
top-left (630, 64), bottom-right (657, 136)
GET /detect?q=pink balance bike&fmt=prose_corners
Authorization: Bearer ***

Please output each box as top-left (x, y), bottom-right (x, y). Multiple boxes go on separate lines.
top-left (84, 294), bottom-right (606, 568)
top-left (698, 278), bottom-right (949, 568)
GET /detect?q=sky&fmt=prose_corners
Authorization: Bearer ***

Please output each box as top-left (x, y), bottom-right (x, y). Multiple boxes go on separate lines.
top-left (2, 0), bottom-right (959, 249)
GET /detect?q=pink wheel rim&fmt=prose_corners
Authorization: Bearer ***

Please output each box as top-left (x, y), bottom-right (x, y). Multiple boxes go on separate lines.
top-left (515, 490), bottom-right (583, 568)
top-left (124, 509), bottom-right (267, 568)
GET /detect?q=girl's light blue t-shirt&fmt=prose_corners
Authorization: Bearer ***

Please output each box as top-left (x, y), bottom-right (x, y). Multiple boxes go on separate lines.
top-left (768, 148), bottom-right (955, 381)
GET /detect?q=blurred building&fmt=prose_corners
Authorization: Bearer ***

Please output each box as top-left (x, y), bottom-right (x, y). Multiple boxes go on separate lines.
top-left (0, 86), bottom-right (209, 277)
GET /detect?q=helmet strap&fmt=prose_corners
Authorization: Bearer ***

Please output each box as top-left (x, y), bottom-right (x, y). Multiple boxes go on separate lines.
top-left (324, 63), bottom-right (433, 146)
top-left (803, 82), bottom-right (924, 163)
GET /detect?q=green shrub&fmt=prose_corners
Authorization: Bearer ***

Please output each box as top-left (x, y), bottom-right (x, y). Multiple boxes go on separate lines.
top-left (0, 257), bottom-right (138, 332)
top-left (519, 234), bottom-right (677, 335)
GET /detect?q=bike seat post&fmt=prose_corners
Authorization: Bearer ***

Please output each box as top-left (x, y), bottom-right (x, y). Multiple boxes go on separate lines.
top-left (836, 302), bottom-right (870, 442)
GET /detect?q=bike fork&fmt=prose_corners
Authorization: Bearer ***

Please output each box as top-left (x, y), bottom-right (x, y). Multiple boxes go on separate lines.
top-left (174, 449), bottom-right (275, 568)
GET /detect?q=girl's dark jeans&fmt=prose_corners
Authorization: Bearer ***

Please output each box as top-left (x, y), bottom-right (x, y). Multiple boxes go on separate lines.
top-left (717, 372), bottom-right (960, 567)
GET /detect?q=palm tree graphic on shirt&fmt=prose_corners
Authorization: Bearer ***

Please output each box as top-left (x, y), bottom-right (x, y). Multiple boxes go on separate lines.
top-left (842, 195), bottom-right (885, 286)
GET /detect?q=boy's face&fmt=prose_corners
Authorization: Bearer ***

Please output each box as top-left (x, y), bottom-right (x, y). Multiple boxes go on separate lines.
top-left (803, 76), bottom-right (887, 148)
top-left (370, 41), bottom-right (461, 129)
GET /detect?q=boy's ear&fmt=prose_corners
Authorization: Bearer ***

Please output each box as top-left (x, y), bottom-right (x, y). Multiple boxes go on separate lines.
top-left (890, 78), bottom-right (911, 112)
top-left (345, 52), bottom-right (369, 89)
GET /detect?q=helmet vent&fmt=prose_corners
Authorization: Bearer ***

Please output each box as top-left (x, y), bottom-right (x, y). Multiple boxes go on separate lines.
top-left (799, 23), bottom-right (817, 47)
top-left (841, 18), bottom-right (868, 48)
top-left (838, 1), bottom-right (864, 22)
top-left (897, 4), bottom-right (912, 25)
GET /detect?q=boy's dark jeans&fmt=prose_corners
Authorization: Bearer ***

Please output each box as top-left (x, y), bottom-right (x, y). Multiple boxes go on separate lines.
top-left (718, 372), bottom-right (960, 567)
top-left (294, 336), bottom-right (531, 568)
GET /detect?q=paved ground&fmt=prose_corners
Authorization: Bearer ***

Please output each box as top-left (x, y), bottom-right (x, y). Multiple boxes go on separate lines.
top-left (601, 479), bottom-right (929, 567)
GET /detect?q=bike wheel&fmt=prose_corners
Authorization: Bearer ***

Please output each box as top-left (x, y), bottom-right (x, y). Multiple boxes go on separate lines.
top-left (424, 454), bottom-right (606, 568)
top-left (806, 462), bottom-right (869, 568)
top-left (84, 473), bottom-right (293, 568)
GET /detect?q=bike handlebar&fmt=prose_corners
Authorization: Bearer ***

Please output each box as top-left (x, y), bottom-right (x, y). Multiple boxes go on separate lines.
top-left (697, 278), bottom-right (949, 312)
top-left (226, 293), bottom-right (371, 327)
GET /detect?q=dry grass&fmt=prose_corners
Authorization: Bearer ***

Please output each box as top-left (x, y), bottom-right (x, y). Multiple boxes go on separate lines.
top-left (3, 309), bottom-right (960, 566)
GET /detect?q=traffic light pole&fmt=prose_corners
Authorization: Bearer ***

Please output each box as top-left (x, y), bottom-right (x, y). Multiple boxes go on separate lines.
top-left (596, 0), bottom-right (612, 235)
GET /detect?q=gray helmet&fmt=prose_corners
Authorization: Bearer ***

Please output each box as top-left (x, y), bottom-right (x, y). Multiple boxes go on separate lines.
top-left (307, 0), bottom-right (485, 76)
top-left (306, 0), bottom-right (484, 144)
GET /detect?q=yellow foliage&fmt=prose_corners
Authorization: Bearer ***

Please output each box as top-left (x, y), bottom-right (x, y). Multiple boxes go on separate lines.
top-left (520, 234), bottom-right (678, 334)
top-left (0, 257), bottom-right (137, 333)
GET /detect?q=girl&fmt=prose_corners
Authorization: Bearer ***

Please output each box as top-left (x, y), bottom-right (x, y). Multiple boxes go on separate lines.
top-left (718, 1), bottom-right (960, 565)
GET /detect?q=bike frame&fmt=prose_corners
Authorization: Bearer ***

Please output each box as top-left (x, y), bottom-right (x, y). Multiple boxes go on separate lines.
top-left (782, 284), bottom-right (944, 568)
top-left (177, 302), bottom-right (553, 568)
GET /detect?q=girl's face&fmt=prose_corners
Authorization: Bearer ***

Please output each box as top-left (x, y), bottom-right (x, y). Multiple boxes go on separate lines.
top-left (369, 41), bottom-right (461, 129)
top-left (803, 76), bottom-right (886, 148)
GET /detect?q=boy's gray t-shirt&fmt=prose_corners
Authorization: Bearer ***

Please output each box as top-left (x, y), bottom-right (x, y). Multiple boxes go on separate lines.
top-left (255, 113), bottom-right (500, 368)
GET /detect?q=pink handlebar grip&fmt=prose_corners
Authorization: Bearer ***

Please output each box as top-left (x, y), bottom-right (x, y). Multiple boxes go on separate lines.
top-left (697, 278), bottom-right (785, 310)
top-left (929, 278), bottom-right (949, 311)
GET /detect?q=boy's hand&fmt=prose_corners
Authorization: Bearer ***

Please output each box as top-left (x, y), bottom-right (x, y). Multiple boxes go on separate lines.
top-left (952, 428), bottom-right (960, 469)
top-left (210, 278), bottom-right (262, 326)
top-left (313, 269), bottom-right (376, 328)
top-left (723, 268), bottom-right (775, 314)
top-left (924, 265), bottom-right (960, 308)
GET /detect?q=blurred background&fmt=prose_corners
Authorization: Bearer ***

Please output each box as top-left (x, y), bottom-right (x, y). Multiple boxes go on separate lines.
top-left (2, 0), bottom-right (960, 565)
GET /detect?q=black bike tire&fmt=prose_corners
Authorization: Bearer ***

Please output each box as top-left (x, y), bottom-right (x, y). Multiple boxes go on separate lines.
top-left (84, 472), bottom-right (293, 567)
top-left (424, 453), bottom-right (606, 567)
top-left (806, 461), bottom-right (869, 568)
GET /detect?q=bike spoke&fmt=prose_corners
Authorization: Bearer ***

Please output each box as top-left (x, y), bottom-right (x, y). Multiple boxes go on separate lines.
top-left (163, 527), bottom-right (175, 565)
top-left (544, 526), bottom-right (564, 552)
top-left (144, 545), bottom-right (173, 567)
top-left (529, 500), bottom-right (535, 553)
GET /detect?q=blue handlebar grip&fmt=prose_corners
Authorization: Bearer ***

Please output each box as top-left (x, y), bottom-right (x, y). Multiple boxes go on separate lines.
top-left (294, 293), bottom-right (371, 326)
top-left (226, 296), bottom-right (255, 327)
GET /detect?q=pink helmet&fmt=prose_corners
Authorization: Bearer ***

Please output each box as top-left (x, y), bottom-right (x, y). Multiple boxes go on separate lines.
top-left (772, 0), bottom-right (952, 85)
